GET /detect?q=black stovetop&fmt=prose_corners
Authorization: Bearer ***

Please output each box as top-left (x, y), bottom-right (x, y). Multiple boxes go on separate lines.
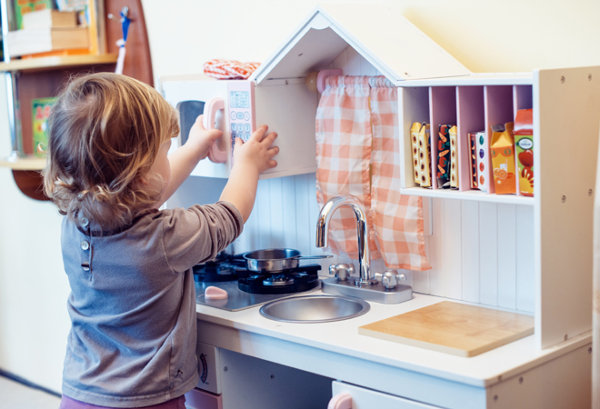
top-left (193, 253), bottom-right (321, 311)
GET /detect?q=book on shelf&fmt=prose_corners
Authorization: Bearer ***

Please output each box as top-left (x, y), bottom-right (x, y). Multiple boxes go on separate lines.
top-left (22, 9), bottom-right (78, 29)
top-left (32, 97), bottom-right (57, 158)
top-left (13, 0), bottom-right (54, 29)
top-left (7, 0), bottom-right (106, 58)
top-left (56, 0), bottom-right (106, 55)
top-left (6, 26), bottom-right (89, 57)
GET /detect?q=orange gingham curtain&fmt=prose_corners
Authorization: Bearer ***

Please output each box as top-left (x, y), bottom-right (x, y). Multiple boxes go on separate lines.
top-left (315, 76), bottom-right (430, 271)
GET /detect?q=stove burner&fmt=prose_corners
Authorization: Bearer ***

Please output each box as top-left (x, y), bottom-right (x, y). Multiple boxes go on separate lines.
top-left (193, 252), bottom-right (248, 282)
top-left (238, 265), bottom-right (321, 294)
top-left (262, 274), bottom-right (295, 287)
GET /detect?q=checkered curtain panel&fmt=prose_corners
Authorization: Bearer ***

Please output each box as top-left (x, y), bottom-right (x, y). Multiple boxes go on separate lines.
top-left (369, 77), bottom-right (430, 270)
top-left (315, 75), bottom-right (430, 271)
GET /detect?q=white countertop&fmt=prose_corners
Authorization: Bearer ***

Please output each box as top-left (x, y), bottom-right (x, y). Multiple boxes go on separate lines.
top-left (195, 288), bottom-right (591, 402)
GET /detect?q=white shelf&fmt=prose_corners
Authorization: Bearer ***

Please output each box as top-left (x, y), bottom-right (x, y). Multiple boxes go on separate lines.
top-left (0, 156), bottom-right (46, 170)
top-left (399, 72), bottom-right (534, 87)
top-left (0, 53), bottom-right (117, 72)
top-left (400, 187), bottom-right (534, 205)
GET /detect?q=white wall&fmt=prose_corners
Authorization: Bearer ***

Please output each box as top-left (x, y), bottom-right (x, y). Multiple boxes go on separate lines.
top-left (1, 0), bottom-right (600, 394)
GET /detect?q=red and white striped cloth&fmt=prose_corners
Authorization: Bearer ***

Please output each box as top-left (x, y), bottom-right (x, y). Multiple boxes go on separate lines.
top-left (203, 59), bottom-right (261, 80)
top-left (315, 75), bottom-right (430, 271)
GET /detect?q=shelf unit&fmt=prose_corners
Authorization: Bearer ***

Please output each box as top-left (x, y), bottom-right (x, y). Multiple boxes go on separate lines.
top-left (0, 0), bottom-right (153, 200)
top-left (398, 75), bottom-right (535, 204)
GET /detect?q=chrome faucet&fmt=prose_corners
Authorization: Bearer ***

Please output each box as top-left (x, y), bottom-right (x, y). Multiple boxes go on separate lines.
top-left (316, 195), bottom-right (373, 285)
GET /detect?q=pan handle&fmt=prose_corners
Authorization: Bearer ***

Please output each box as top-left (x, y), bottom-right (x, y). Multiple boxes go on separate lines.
top-left (296, 255), bottom-right (333, 260)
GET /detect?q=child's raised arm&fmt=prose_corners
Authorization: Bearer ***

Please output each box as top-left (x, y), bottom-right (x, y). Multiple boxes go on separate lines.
top-left (219, 126), bottom-right (278, 222)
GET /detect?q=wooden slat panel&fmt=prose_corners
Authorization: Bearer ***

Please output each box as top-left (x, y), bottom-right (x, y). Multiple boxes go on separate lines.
top-left (461, 200), bottom-right (480, 303)
top-left (497, 204), bottom-right (517, 310)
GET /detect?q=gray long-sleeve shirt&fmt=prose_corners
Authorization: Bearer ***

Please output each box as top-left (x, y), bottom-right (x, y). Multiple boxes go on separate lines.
top-left (60, 201), bottom-right (243, 407)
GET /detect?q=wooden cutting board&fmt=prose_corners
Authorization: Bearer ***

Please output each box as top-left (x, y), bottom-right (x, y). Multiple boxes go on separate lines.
top-left (359, 301), bottom-right (534, 357)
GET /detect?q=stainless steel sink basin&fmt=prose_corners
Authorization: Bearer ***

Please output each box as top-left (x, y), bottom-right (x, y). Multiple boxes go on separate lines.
top-left (259, 295), bottom-right (370, 323)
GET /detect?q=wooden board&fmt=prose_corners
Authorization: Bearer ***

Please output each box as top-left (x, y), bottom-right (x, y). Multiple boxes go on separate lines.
top-left (358, 301), bottom-right (534, 357)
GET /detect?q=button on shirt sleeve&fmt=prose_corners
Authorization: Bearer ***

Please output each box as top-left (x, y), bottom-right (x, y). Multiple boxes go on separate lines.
top-left (161, 201), bottom-right (244, 272)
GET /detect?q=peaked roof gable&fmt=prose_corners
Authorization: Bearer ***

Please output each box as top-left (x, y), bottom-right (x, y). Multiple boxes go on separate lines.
top-left (252, 5), bottom-right (470, 85)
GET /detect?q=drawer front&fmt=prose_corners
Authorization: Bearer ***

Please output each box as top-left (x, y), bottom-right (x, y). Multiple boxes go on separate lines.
top-left (185, 387), bottom-right (223, 409)
top-left (331, 381), bottom-right (442, 409)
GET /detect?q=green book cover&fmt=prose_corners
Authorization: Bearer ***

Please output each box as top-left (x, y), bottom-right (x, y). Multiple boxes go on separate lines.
top-left (14, 0), bottom-right (54, 29)
top-left (32, 97), bottom-right (56, 157)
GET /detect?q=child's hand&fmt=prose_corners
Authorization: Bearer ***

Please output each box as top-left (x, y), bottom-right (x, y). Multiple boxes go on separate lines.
top-left (232, 125), bottom-right (278, 174)
top-left (186, 114), bottom-right (223, 160)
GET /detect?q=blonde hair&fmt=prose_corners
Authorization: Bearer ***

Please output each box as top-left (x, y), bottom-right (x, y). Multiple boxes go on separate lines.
top-left (43, 72), bottom-right (179, 230)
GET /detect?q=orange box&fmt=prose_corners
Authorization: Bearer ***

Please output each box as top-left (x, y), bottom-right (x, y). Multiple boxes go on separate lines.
top-left (514, 109), bottom-right (534, 196)
top-left (490, 122), bottom-right (516, 194)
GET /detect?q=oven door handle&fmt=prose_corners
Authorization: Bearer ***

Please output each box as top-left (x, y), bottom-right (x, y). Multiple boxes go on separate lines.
top-left (204, 98), bottom-right (229, 163)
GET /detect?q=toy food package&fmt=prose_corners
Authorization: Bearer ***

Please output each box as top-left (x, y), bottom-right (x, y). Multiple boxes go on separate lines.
top-left (32, 97), bottom-right (57, 157)
top-left (490, 122), bottom-right (516, 194)
top-left (410, 122), bottom-right (422, 184)
top-left (449, 125), bottom-right (459, 188)
top-left (436, 124), bottom-right (452, 189)
top-left (514, 109), bottom-right (534, 196)
top-left (410, 122), bottom-right (432, 187)
top-left (474, 130), bottom-right (490, 193)
top-left (468, 132), bottom-right (478, 189)
top-left (417, 123), bottom-right (432, 187)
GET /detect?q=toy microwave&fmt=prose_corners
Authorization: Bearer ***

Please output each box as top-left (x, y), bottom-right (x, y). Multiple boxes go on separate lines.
top-left (160, 75), bottom-right (317, 179)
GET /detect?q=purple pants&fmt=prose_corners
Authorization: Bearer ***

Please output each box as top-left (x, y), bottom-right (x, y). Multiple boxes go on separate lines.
top-left (59, 395), bottom-right (186, 409)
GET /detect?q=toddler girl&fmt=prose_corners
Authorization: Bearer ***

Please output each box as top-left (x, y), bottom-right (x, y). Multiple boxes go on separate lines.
top-left (43, 72), bottom-right (278, 408)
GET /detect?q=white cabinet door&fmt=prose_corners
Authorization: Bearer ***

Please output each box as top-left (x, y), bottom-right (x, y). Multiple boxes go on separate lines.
top-left (331, 381), bottom-right (442, 409)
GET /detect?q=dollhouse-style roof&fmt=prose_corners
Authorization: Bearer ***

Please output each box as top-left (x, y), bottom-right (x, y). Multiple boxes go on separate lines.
top-left (251, 4), bottom-right (470, 85)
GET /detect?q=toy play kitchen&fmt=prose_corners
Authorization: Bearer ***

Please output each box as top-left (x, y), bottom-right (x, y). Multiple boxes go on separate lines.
top-left (167, 5), bottom-right (599, 409)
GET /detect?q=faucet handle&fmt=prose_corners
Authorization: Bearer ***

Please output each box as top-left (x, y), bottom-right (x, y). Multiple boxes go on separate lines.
top-left (374, 270), bottom-right (405, 290)
top-left (329, 263), bottom-right (354, 282)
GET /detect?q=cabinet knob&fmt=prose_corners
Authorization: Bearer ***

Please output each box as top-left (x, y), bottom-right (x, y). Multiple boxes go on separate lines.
top-left (328, 392), bottom-right (352, 409)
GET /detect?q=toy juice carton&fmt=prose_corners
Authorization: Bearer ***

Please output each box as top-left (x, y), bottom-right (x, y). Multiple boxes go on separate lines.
top-left (490, 122), bottom-right (516, 194)
top-left (32, 97), bottom-right (57, 157)
top-left (514, 109), bottom-right (534, 196)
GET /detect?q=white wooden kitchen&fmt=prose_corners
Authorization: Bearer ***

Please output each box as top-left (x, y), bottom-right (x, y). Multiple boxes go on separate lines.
top-left (162, 5), bottom-right (599, 409)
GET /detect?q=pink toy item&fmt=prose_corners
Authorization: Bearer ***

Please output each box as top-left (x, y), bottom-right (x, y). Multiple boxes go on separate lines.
top-left (327, 392), bottom-right (352, 409)
top-left (204, 286), bottom-right (228, 300)
top-left (203, 98), bottom-right (229, 163)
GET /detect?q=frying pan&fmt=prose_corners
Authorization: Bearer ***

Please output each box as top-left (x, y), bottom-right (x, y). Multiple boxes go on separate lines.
top-left (243, 248), bottom-right (331, 273)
